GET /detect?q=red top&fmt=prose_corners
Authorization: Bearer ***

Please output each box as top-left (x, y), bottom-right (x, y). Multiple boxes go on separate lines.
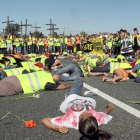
top-left (34, 63), bottom-right (43, 68)
top-left (130, 60), bottom-right (137, 66)
top-left (44, 54), bottom-right (51, 58)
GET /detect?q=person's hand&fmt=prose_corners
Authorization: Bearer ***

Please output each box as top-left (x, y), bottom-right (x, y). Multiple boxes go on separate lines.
top-left (55, 126), bottom-right (69, 134)
top-left (107, 103), bottom-right (115, 111)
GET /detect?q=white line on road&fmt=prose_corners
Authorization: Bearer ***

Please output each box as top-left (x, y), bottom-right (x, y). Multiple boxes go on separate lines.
top-left (62, 73), bottom-right (140, 118)
top-left (83, 83), bottom-right (140, 118)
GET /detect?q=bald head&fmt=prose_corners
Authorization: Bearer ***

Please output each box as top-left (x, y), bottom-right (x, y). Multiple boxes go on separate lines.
top-left (52, 74), bottom-right (61, 82)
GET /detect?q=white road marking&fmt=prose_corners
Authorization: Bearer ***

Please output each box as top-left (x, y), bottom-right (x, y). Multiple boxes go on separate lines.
top-left (62, 73), bottom-right (140, 118)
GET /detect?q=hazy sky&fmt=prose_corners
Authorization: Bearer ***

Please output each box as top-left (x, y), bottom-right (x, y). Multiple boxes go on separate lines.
top-left (0, 0), bottom-right (140, 36)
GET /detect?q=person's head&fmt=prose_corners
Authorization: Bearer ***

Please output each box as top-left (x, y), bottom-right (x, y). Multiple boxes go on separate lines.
top-left (43, 64), bottom-right (51, 72)
top-left (133, 28), bottom-right (138, 35)
top-left (108, 33), bottom-right (110, 37)
top-left (79, 114), bottom-right (111, 140)
top-left (113, 34), bottom-right (116, 38)
top-left (127, 33), bottom-right (130, 37)
top-left (52, 73), bottom-right (61, 82)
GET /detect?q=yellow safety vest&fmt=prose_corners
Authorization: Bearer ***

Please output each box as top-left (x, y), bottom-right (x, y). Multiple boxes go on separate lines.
top-left (17, 71), bottom-right (55, 94)
top-left (110, 62), bottom-right (132, 73)
top-left (21, 61), bottom-right (40, 72)
top-left (3, 67), bottom-right (25, 77)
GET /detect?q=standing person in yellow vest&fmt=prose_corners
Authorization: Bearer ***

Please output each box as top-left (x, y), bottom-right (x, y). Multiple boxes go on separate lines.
top-left (0, 71), bottom-right (72, 96)
top-left (0, 36), bottom-right (7, 53)
top-left (107, 33), bottom-right (112, 55)
top-left (60, 34), bottom-right (64, 54)
top-left (39, 36), bottom-right (44, 55)
top-left (28, 36), bottom-right (32, 54)
top-left (132, 28), bottom-right (140, 59)
top-left (30, 36), bottom-right (36, 53)
top-left (12, 35), bottom-right (16, 54)
top-left (7, 33), bottom-right (13, 54)
top-left (15, 36), bottom-right (21, 55)
top-left (44, 36), bottom-right (49, 53)
top-left (65, 36), bottom-right (68, 52)
top-left (21, 36), bottom-right (26, 55)
top-left (56, 37), bottom-right (61, 53)
top-left (49, 35), bottom-right (55, 53)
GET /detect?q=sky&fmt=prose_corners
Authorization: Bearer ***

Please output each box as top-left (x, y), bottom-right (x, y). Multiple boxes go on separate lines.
top-left (0, 0), bottom-right (140, 36)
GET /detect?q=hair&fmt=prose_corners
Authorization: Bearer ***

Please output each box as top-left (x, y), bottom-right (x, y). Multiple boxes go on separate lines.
top-left (44, 64), bottom-right (51, 71)
top-left (79, 116), bottom-right (112, 140)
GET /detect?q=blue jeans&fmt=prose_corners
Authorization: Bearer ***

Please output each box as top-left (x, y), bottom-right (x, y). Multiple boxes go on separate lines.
top-left (39, 45), bottom-right (43, 54)
top-left (17, 46), bottom-right (21, 53)
top-left (22, 46), bottom-right (26, 54)
top-left (30, 45), bottom-right (35, 53)
top-left (65, 44), bottom-right (67, 52)
top-left (0, 71), bottom-right (5, 80)
top-left (50, 45), bottom-right (55, 53)
top-left (132, 64), bottom-right (140, 82)
top-left (66, 78), bottom-right (94, 99)
top-left (53, 63), bottom-right (82, 81)
top-left (61, 43), bottom-right (64, 49)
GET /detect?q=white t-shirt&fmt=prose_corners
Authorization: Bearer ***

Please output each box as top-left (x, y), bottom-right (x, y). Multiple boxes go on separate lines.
top-left (51, 94), bottom-right (112, 130)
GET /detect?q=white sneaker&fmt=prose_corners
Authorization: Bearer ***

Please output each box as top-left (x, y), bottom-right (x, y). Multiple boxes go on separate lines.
top-left (84, 88), bottom-right (98, 96)
top-left (107, 80), bottom-right (116, 85)
top-left (103, 77), bottom-right (109, 82)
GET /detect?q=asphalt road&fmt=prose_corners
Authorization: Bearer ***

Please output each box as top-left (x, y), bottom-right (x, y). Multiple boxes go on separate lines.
top-left (0, 57), bottom-right (140, 140)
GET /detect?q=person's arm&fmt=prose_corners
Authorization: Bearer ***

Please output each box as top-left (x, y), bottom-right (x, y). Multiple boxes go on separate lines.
top-left (88, 72), bottom-right (104, 76)
top-left (0, 67), bottom-right (4, 70)
top-left (41, 118), bottom-right (69, 134)
top-left (56, 83), bottom-right (72, 90)
top-left (103, 104), bottom-right (114, 114)
top-left (98, 63), bottom-right (106, 67)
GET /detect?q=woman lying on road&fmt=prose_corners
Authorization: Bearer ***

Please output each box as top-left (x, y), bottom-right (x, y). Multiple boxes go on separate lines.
top-left (41, 78), bottom-right (114, 140)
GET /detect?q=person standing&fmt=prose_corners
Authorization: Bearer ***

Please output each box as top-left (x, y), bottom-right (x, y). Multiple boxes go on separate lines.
top-left (28, 36), bottom-right (32, 54)
top-left (132, 28), bottom-right (140, 58)
top-left (7, 33), bottom-right (13, 54)
top-left (76, 34), bottom-right (81, 52)
top-left (50, 35), bottom-right (55, 53)
top-left (60, 35), bottom-right (64, 54)
top-left (67, 36), bottom-right (73, 54)
top-left (107, 33), bottom-right (112, 55)
top-left (56, 37), bottom-right (61, 53)
top-left (39, 36), bottom-right (44, 55)
top-left (15, 36), bottom-right (21, 55)
top-left (65, 36), bottom-right (68, 52)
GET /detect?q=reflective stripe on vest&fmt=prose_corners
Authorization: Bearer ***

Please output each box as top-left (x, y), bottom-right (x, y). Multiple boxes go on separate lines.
top-left (112, 62), bottom-right (121, 71)
top-left (8, 69), bottom-right (21, 76)
top-left (26, 72), bottom-right (41, 91)
top-left (27, 62), bottom-right (35, 71)
top-left (9, 57), bottom-right (14, 63)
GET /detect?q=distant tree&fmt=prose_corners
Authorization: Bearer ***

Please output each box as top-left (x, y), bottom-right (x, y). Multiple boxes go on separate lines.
top-left (5, 23), bottom-right (20, 37)
top-left (80, 31), bottom-right (87, 37)
top-left (33, 31), bottom-right (41, 38)
top-left (54, 32), bottom-right (58, 37)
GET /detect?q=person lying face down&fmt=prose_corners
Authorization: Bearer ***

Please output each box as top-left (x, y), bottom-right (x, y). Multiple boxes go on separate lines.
top-left (41, 78), bottom-right (114, 140)
top-left (0, 70), bottom-right (72, 97)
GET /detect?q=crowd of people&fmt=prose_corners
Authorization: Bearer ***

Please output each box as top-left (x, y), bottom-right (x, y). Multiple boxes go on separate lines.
top-left (0, 28), bottom-right (140, 140)
top-left (0, 28), bottom-right (139, 58)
